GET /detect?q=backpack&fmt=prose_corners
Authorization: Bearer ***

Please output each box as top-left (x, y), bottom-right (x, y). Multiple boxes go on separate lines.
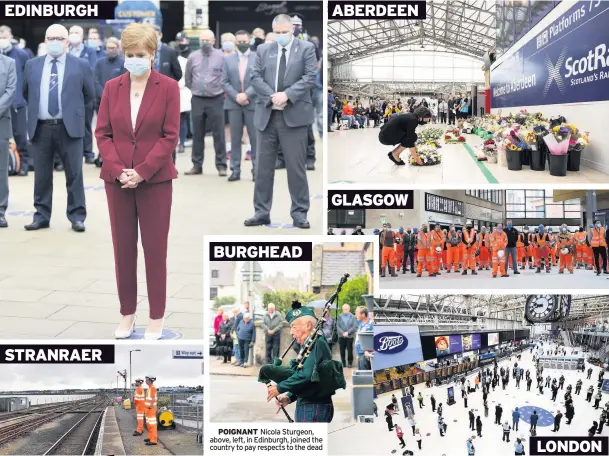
top-left (8, 140), bottom-right (21, 176)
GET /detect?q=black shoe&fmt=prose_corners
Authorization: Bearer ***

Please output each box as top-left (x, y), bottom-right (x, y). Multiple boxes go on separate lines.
top-left (275, 162), bottom-right (286, 169)
top-left (19, 167), bottom-right (28, 176)
top-left (293, 220), bottom-right (311, 229)
top-left (0, 216), bottom-right (6, 228)
top-left (462, 270), bottom-right (467, 275)
top-left (54, 163), bottom-right (64, 172)
top-left (306, 163), bottom-right (315, 171)
top-left (84, 156), bottom-right (95, 165)
top-left (145, 442), bottom-right (157, 446)
top-left (72, 221), bottom-right (85, 232)
top-left (133, 431), bottom-right (143, 436)
top-left (501, 274), bottom-right (509, 278)
top-left (514, 271), bottom-right (520, 274)
top-left (24, 220), bottom-right (50, 231)
top-left (228, 173), bottom-right (241, 182)
top-left (144, 438), bottom-right (150, 442)
top-left (244, 217), bottom-right (271, 227)
top-left (472, 271), bottom-right (478, 275)
top-left (184, 167), bottom-right (202, 175)
top-left (387, 151), bottom-right (405, 166)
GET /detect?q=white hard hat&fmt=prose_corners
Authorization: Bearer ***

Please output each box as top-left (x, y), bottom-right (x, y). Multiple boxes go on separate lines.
top-left (497, 249), bottom-right (505, 258)
top-left (292, 15), bottom-right (302, 25)
top-left (561, 248), bottom-right (569, 255)
top-left (435, 246), bottom-right (442, 253)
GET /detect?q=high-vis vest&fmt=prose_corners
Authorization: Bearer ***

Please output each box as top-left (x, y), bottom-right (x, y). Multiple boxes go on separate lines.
top-left (447, 231), bottom-right (460, 246)
top-left (417, 231), bottom-right (431, 249)
top-left (381, 230), bottom-right (395, 247)
top-left (490, 231), bottom-right (507, 249)
top-left (145, 385), bottom-right (158, 408)
top-left (557, 234), bottom-right (572, 249)
top-left (477, 232), bottom-right (490, 247)
top-left (535, 233), bottom-right (550, 247)
top-left (575, 231), bottom-right (587, 245)
top-left (517, 233), bottom-right (525, 247)
top-left (431, 230), bottom-right (445, 247)
top-left (134, 385), bottom-right (145, 405)
top-left (463, 229), bottom-right (476, 246)
top-left (590, 227), bottom-right (607, 248)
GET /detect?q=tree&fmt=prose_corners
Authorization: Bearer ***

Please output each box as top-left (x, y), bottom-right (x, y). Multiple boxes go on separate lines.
top-left (213, 296), bottom-right (236, 308)
top-left (336, 274), bottom-right (369, 312)
top-left (262, 290), bottom-right (319, 315)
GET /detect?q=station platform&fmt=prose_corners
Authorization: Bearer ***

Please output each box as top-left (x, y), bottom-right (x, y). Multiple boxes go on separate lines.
top-left (327, 125), bottom-right (608, 184)
top-left (0, 133), bottom-right (321, 339)
top-left (99, 407), bottom-right (126, 456)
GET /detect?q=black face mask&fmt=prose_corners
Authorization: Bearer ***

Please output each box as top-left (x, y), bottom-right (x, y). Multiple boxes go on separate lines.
top-left (236, 43), bottom-right (250, 53)
top-left (328, 89), bottom-right (332, 93)
top-left (178, 43), bottom-right (189, 51)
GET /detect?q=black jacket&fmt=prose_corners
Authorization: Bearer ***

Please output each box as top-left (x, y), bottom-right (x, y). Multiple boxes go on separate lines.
top-left (158, 43), bottom-right (182, 81)
top-left (505, 227), bottom-right (519, 248)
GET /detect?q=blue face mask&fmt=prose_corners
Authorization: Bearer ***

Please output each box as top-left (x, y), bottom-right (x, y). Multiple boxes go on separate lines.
top-left (46, 40), bottom-right (65, 57)
top-left (275, 33), bottom-right (292, 47)
top-left (399, 228), bottom-right (404, 233)
top-left (506, 224), bottom-right (512, 229)
top-left (86, 39), bottom-right (99, 49)
top-left (294, 27), bottom-right (301, 36)
top-left (124, 57), bottom-right (151, 76)
top-left (497, 228), bottom-right (503, 233)
top-left (222, 41), bottom-right (234, 52)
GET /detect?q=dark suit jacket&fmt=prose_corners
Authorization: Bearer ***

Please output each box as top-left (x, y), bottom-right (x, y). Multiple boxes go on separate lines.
top-left (72, 45), bottom-right (98, 70)
top-left (158, 44), bottom-right (182, 81)
top-left (251, 38), bottom-right (317, 130)
top-left (95, 70), bottom-right (179, 184)
top-left (221, 51), bottom-right (257, 110)
top-left (23, 54), bottom-right (94, 139)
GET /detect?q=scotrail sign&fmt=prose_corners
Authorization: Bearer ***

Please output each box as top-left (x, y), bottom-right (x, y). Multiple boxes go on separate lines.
top-left (172, 350), bottom-right (203, 360)
top-left (491, 0), bottom-right (609, 108)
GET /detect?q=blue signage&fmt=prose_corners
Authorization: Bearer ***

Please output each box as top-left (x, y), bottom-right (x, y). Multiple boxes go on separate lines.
top-left (374, 331), bottom-right (408, 355)
top-left (491, 0), bottom-right (609, 108)
top-left (114, 1), bottom-right (162, 28)
top-left (373, 325), bottom-right (423, 371)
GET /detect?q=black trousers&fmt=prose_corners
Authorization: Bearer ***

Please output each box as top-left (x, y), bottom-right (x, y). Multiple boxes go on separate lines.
top-left (83, 102), bottom-right (94, 159)
top-left (592, 246), bottom-right (608, 272)
top-left (31, 122), bottom-right (86, 224)
top-left (448, 112), bottom-right (455, 125)
top-left (404, 249), bottom-right (415, 272)
top-left (265, 331), bottom-right (281, 364)
top-left (10, 106), bottom-right (28, 166)
top-left (439, 112), bottom-right (447, 123)
top-left (339, 337), bottom-right (354, 366)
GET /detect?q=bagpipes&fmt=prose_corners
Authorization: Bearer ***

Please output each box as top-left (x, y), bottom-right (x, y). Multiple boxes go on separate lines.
top-left (258, 273), bottom-right (350, 422)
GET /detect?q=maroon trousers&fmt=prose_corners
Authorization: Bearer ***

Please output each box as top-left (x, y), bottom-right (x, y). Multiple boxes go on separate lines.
top-left (105, 181), bottom-right (172, 319)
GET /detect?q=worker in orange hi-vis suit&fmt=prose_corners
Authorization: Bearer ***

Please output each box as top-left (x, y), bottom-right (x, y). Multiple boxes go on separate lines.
top-left (394, 227), bottom-right (405, 271)
top-left (430, 224), bottom-right (445, 275)
top-left (489, 223), bottom-right (509, 278)
top-left (516, 229), bottom-right (526, 269)
top-left (380, 224), bottom-right (398, 277)
top-left (547, 228), bottom-right (558, 266)
top-left (143, 375), bottom-right (158, 446)
top-left (557, 224), bottom-right (575, 274)
top-left (133, 378), bottom-right (146, 436)
top-left (534, 224), bottom-right (553, 273)
top-left (589, 220), bottom-right (608, 276)
top-left (521, 227), bottom-right (532, 269)
top-left (458, 230), bottom-right (465, 270)
top-left (574, 226), bottom-right (588, 269)
top-left (461, 221), bottom-right (478, 275)
top-left (476, 226), bottom-right (491, 271)
top-left (416, 224), bottom-right (434, 277)
top-left (441, 229), bottom-right (448, 270)
top-left (445, 225), bottom-right (461, 273)
top-left (529, 228), bottom-right (539, 269)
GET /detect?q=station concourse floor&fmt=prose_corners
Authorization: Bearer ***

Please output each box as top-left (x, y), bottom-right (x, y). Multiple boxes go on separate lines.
top-left (328, 348), bottom-right (607, 456)
top-left (380, 265), bottom-right (609, 290)
top-left (0, 134), bottom-right (322, 339)
top-left (327, 123), bottom-right (608, 184)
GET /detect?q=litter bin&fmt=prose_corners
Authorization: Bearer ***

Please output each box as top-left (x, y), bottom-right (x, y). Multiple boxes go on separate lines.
top-left (531, 138), bottom-right (547, 171)
top-left (352, 370), bottom-right (374, 420)
top-left (506, 149), bottom-right (522, 171)
top-left (548, 153), bottom-right (568, 177)
top-left (567, 150), bottom-right (582, 171)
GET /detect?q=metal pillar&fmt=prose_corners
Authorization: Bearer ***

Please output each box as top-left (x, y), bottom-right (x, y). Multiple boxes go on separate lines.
top-left (586, 190), bottom-right (598, 226)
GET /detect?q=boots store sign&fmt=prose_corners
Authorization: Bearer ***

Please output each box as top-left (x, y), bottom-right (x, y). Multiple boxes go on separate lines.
top-left (373, 325), bottom-right (424, 370)
top-left (491, 0), bottom-right (609, 108)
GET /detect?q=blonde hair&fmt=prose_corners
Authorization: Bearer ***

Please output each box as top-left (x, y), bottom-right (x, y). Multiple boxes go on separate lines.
top-left (221, 32), bottom-right (235, 43)
top-left (121, 22), bottom-right (158, 55)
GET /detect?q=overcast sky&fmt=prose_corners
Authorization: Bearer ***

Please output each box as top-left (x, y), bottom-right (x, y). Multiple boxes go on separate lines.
top-left (0, 345), bottom-right (203, 391)
top-left (238, 261), bottom-right (311, 278)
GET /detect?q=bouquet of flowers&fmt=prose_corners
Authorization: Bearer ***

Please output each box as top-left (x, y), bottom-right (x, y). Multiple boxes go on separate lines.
top-left (562, 124), bottom-right (589, 152)
top-left (482, 139), bottom-right (498, 163)
top-left (416, 138), bottom-right (442, 149)
top-left (444, 133), bottom-right (466, 144)
top-left (502, 128), bottom-right (527, 152)
top-left (419, 127), bottom-right (444, 141)
top-left (543, 125), bottom-right (571, 155)
top-left (412, 143), bottom-right (442, 166)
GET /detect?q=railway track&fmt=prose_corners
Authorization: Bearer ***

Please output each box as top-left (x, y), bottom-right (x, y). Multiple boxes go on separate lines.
top-left (0, 399), bottom-right (96, 423)
top-left (0, 399), bottom-right (101, 446)
top-left (43, 400), bottom-right (109, 456)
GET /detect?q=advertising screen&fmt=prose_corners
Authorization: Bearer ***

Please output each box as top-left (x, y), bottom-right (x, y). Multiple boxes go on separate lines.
top-left (462, 334), bottom-right (481, 351)
top-left (434, 335), bottom-right (463, 356)
top-left (488, 333), bottom-right (499, 346)
top-left (373, 325), bottom-right (424, 371)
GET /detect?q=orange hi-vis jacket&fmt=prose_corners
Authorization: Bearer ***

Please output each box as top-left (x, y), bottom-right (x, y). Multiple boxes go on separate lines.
top-left (417, 231), bottom-right (431, 249)
top-left (575, 231), bottom-right (587, 245)
top-left (489, 231), bottom-right (507, 250)
top-left (589, 227), bottom-right (607, 248)
top-left (557, 233), bottom-right (572, 249)
top-left (145, 385), bottom-right (158, 409)
top-left (431, 230), bottom-right (445, 249)
top-left (516, 233), bottom-right (525, 248)
top-left (134, 385), bottom-right (145, 407)
top-left (477, 232), bottom-right (491, 249)
top-left (535, 233), bottom-right (551, 247)
top-left (446, 230), bottom-right (461, 246)
top-left (462, 228), bottom-right (476, 248)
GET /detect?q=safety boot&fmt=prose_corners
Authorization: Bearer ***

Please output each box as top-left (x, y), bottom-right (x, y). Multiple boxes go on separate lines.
top-left (390, 267), bottom-right (398, 277)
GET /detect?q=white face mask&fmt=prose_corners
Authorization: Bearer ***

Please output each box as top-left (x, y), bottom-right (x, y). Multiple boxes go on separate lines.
top-left (0, 38), bottom-right (10, 50)
top-left (68, 34), bottom-right (82, 46)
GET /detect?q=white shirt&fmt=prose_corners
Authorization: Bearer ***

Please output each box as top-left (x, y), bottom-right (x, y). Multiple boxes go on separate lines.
top-left (273, 37), bottom-right (294, 110)
top-left (131, 92), bottom-right (143, 130)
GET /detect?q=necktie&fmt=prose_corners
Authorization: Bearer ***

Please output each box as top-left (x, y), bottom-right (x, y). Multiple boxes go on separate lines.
top-left (239, 54), bottom-right (247, 92)
top-left (277, 48), bottom-right (286, 92)
top-left (48, 59), bottom-right (59, 117)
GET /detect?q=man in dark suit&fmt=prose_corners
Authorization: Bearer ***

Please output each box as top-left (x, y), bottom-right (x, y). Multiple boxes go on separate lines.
top-left (0, 25), bottom-right (29, 176)
top-left (0, 52), bottom-right (16, 228)
top-left (68, 25), bottom-right (97, 165)
top-left (152, 25), bottom-right (182, 81)
top-left (23, 23), bottom-right (94, 232)
top-left (245, 14), bottom-right (317, 229)
top-left (221, 30), bottom-right (257, 182)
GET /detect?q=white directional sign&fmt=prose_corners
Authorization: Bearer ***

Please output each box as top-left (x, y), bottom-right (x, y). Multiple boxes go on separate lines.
top-left (172, 350), bottom-right (204, 359)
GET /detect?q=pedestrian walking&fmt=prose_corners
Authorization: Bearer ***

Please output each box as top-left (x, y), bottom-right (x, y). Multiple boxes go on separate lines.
top-left (512, 407), bottom-right (520, 431)
top-left (431, 394), bottom-right (436, 412)
top-left (530, 410), bottom-right (538, 432)
top-left (495, 403), bottom-right (503, 425)
top-left (396, 425), bottom-right (406, 448)
top-left (469, 409), bottom-right (475, 430)
top-left (417, 392), bottom-right (424, 408)
top-left (476, 416), bottom-right (482, 437)
top-left (552, 410), bottom-right (562, 432)
top-left (502, 421), bottom-right (511, 442)
top-left (414, 428), bottom-right (422, 449)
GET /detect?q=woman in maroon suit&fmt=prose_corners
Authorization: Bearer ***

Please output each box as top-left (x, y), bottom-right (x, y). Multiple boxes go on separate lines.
top-left (95, 22), bottom-right (179, 340)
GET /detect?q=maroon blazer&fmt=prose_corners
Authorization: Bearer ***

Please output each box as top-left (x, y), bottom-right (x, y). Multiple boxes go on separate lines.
top-left (95, 70), bottom-right (179, 184)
